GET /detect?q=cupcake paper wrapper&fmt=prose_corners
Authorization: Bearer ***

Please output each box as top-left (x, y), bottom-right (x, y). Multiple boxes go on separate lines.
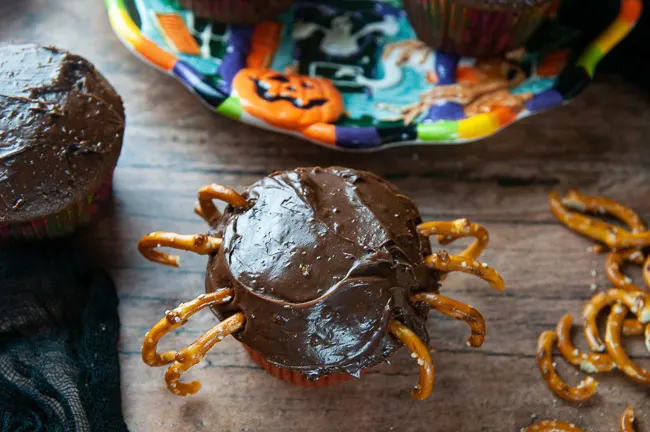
top-left (178, 0), bottom-right (294, 23)
top-left (244, 345), bottom-right (358, 387)
top-left (404, 0), bottom-right (552, 57)
top-left (0, 173), bottom-right (114, 240)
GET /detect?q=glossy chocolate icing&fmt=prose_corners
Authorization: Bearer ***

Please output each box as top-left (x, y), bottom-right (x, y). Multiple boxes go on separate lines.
top-left (0, 44), bottom-right (124, 223)
top-left (206, 167), bottom-right (439, 379)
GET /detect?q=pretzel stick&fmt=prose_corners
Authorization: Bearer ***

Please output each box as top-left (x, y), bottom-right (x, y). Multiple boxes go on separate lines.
top-left (411, 292), bottom-right (486, 348)
top-left (584, 290), bottom-right (650, 352)
top-left (556, 313), bottom-right (616, 373)
top-left (537, 331), bottom-right (598, 402)
top-left (166, 312), bottom-right (246, 395)
top-left (522, 420), bottom-right (585, 432)
top-left (424, 250), bottom-right (505, 292)
top-left (195, 183), bottom-right (248, 225)
top-left (138, 232), bottom-right (222, 267)
top-left (606, 249), bottom-right (646, 290)
top-left (620, 406), bottom-right (637, 432)
top-left (418, 218), bottom-right (489, 261)
top-left (389, 320), bottom-right (434, 400)
top-left (548, 193), bottom-right (650, 250)
top-left (605, 304), bottom-right (650, 385)
top-left (142, 289), bottom-right (234, 367)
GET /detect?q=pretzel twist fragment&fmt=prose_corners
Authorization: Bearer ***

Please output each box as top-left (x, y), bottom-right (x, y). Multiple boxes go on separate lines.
top-left (583, 290), bottom-right (650, 352)
top-left (561, 189), bottom-right (646, 233)
top-left (537, 331), bottom-right (598, 402)
top-left (411, 292), bottom-right (486, 348)
top-left (522, 420), bottom-right (585, 432)
top-left (556, 313), bottom-right (616, 373)
top-left (166, 312), bottom-right (246, 395)
top-left (424, 250), bottom-right (505, 292)
top-left (549, 193), bottom-right (650, 250)
top-left (620, 406), bottom-right (637, 432)
top-left (142, 289), bottom-right (235, 367)
top-left (138, 232), bottom-right (222, 267)
top-left (606, 249), bottom-right (646, 290)
top-left (605, 304), bottom-right (650, 385)
top-left (389, 319), bottom-right (434, 400)
top-left (195, 183), bottom-right (248, 225)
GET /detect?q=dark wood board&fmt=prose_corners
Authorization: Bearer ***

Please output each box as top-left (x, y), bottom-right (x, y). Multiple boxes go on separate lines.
top-left (1, 1), bottom-right (648, 430)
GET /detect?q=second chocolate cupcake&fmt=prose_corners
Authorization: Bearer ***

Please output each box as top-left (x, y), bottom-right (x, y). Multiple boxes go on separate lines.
top-left (178, 0), bottom-right (294, 23)
top-left (404, 0), bottom-right (554, 58)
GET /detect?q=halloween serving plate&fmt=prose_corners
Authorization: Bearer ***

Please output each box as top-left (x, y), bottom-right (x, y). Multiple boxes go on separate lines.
top-left (105, 0), bottom-right (641, 150)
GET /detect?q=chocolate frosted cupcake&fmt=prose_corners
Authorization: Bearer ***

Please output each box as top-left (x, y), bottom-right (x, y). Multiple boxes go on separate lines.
top-left (137, 167), bottom-right (506, 399)
top-left (0, 44), bottom-right (124, 240)
top-left (404, 0), bottom-right (554, 57)
top-left (178, 0), bottom-right (294, 23)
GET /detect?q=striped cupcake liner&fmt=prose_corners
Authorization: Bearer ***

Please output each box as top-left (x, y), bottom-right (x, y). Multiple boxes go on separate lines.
top-left (404, 0), bottom-right (553, 57)
top-left (0, 173), bottom-right (114, 240)
top-left (244, 345), bottom-right (359, 387)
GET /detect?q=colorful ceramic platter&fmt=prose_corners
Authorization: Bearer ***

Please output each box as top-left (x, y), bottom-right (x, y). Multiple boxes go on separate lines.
top-left (105, 0), bottom-right (641, 150)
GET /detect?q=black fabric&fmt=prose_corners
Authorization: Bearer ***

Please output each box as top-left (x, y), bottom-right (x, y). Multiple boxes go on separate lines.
top-left (0, 242), bottom-right (128, 432)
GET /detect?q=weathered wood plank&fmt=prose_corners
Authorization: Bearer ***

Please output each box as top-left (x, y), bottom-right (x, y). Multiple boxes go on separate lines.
top-left (4, 0), bottom-right (650, 431)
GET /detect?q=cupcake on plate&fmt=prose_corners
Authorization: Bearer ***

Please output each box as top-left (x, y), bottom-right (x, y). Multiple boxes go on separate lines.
top-left (0, 44), bottom-right (125, 240)
top-left (178, 0), bottom-right (294, 23)
top-left (404, 0), bottom-right (555, 57)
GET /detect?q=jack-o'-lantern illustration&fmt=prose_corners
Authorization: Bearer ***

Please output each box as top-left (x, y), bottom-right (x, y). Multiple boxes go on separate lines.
top-left (233, 68), bottom-right (344, 130)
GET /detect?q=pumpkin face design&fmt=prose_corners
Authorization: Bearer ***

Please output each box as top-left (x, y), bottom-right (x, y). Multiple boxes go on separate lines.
top-left (233, 68), bottom-right (344, 130)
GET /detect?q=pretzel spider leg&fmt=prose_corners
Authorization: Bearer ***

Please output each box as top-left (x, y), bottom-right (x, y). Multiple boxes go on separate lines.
top-left (418, 218), bottom-right (489, 261)
top-left (389, 320), bottom-right (434, 400)
top-left (605, 304), bottom-right (650, 385)
top-left (166, 312), bottom-right (246, 395)
top-left (195, 183), bottom-right (248, 225)
top-left (537, 331), bottom-right (598, 402)
top-left (549, 193), bottom-right (650, 250)
top-left (523, 420), bottom-right (585, 432)
top-left (142, 289), bottom-right (235, 367)
top-left (411, 292), bottom-right (486, 348)
top-left (620, 406), bottom-right (637, 432)
top-left (623, 319), bottom-right (645, 337)
top-left (424, 250), bottom-right (505, 292)
top-left (606, 249), bottom-right (646, 290)
top-left (138, 232), bottom-right (222, 267)
top-left (556, 313), bottom-right (616, 373)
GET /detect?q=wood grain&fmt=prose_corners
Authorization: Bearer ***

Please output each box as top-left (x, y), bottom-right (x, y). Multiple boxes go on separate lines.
top-left (2, 1), bottom-right (649, 431)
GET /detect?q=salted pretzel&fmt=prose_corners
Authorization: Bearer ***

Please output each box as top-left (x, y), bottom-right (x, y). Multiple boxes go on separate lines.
top-left (620, 406), bottom-right (637, 432)
top-left (424, 250), bottom-right (505, 292)
top-left (549, 193), bottom-right (650, 250)
top-left (555, 313), bottom-right (616, 373)
top-left (522, 420), bottom-right (585, 432)
top-left (605, 249), bottom-right (646, 290)
top-left (537, 331), bottom-right (598, 402)
top-left (605, 304), bottom-right (650, 385)
top-left (583, 290), bottom-right (650, 352)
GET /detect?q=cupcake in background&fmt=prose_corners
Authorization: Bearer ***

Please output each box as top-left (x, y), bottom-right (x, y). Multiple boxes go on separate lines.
top-left (404, 0), bottom-right (555, 58)
top-left (178, 0), bottom-right (294, 23)
top-left (0, 44), bottom-right (124, 240)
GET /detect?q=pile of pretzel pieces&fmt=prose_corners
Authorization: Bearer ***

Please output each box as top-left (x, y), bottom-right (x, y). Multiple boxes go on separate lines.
top-left (526, 189), bottom-right (650, 432)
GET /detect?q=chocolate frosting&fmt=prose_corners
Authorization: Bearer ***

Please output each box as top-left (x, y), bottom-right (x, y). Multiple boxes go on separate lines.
top-left (0, 44), bottom-right (124, 223)
top-left (206, 167), bottom-right (439, 379)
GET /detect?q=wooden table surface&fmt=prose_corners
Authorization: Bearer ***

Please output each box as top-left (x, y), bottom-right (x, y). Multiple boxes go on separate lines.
top-left (3, 1), bottom-right (649, 431)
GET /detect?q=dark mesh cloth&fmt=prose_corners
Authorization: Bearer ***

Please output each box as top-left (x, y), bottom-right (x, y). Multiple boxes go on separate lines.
top-left (0, 242), bottom-right (128, 432)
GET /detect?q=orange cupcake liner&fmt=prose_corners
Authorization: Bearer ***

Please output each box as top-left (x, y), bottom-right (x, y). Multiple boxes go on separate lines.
top-left (244, 345), bottom-right (359, 387)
